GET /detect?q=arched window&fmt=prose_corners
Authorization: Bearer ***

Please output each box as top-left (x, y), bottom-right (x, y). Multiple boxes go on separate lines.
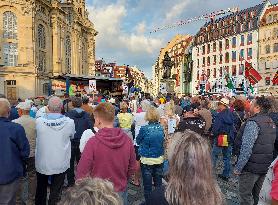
top-left (3, 11), bottom-right (17, 39)
top-left (273, 14), bottom-right (278, 22)
top-left (65, 36), bottom-right (72, 73)
top-left (81, 41), bottom-right (86, 74)
top-left (38, 24), bottom-right (46, 49)
top-left (265, 45), bottom-right (271, 54)
top-left (267, 15), bottom-right (273, 24)
top-left (3, 43), bottom-right (18, 66)
top-left (37, 24), bottom-right (46, 71)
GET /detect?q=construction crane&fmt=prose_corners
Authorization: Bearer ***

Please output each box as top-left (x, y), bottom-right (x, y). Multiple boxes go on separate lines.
top-left (150, 7), bottom-right (239, 34)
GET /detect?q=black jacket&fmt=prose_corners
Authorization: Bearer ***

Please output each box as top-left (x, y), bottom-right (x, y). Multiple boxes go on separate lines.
top-left (65, 109), bottom-right (93, 141)
top-left (178, 116), bottom-right (206, 135)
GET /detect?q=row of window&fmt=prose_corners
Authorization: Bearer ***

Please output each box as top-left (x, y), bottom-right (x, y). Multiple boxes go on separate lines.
top-left (264, 44), bottom-right (278, 54)
top-left (266, 13), bottom-right (278, 24)
top-left (197, 33), bottom-right (253, 54)
top-left (196, 20), bottom-right (257, 45)
top-left (263, 28), bottom-right (278, 39)
top-left (197, 48), bottom-right (253, 67)
top-left (1, 11), bottom-right (88, 73)
top-left (197, 65), bottom-right (246, 80)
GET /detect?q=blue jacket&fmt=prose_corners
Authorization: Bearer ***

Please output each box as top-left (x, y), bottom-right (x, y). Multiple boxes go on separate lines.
top-left (137, 122), bottom-right (164, 158)
top-left (65, 108), bottom-right (93, 141)
top-left (0, 117), bottom-right (30, 184)
top-left (8, 106), bottom-right (19, 121)
top-left (212, 109), bottom-right (235, 142)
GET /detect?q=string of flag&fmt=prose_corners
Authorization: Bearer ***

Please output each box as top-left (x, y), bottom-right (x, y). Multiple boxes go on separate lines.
top-left (150, 7), bottom-right (239, 34)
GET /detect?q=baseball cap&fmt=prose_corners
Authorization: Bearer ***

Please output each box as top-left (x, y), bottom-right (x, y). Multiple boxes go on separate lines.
top-left (219, 98), bottom-right (229, 107)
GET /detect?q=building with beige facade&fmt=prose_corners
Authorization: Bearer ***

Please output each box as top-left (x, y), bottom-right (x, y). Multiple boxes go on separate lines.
top-left (258, 4), bottom-right (278, 96)
top-left (0, 0), bottom-right (97, 101)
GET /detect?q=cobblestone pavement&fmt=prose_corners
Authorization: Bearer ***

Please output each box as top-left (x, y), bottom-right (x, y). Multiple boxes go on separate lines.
top-left (128, 159), bottom-right (240, 205)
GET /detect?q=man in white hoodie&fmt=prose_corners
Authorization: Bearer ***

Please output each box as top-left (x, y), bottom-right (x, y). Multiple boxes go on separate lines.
top-left (35, 96), bottom-right (75, 205)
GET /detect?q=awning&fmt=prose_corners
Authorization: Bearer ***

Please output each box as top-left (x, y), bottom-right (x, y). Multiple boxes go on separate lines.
top-left (51, 74), bottom-right (123, 82)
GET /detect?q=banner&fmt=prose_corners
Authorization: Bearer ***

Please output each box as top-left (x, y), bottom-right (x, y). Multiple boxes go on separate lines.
top-left (244, 61), bottom-right (262, 85)
top-left (89, 80), bottom-right (97, 92)
top-left (159, 83), bottom-right (167, 94)
top-left (273, 71), bottom-right (278, 85)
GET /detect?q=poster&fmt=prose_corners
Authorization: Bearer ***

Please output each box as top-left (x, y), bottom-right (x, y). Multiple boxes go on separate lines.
top-left (159, 83), bottom-right (167, 94)
top-left (89, 80), bottom-right (97, 92)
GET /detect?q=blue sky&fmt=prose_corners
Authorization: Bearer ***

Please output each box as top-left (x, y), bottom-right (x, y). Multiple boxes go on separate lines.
top-left (87, 0), bottom-right (277, 78)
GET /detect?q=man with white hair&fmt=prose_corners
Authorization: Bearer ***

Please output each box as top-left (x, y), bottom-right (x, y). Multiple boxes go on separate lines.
top-left (35, 96), bottom-right (75, 205)
top-left (13, 100), bottom-right (36, 204)
top-left (0, 98), bottom-right (30, 205)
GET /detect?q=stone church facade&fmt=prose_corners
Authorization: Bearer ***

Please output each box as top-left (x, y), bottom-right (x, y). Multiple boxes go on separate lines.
top-left (0, 0), bottom-right (97, 101)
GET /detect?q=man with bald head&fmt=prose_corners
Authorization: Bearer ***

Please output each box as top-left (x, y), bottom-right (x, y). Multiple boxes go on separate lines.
top-left (35, 96), bottom-right (75, 205)
top-left (0, 98), bottom-right (30, 205)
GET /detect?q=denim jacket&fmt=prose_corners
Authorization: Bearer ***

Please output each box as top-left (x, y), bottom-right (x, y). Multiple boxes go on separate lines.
top-left (137, 122), bottom-right (164, 158)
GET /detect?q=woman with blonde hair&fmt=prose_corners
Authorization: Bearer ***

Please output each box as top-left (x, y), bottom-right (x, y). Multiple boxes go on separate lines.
top-left (59, 177), bottom-right (122, 205)
top-left (137, 107), bottom-right (165, 204)
top-left (149, 130), bottom-right (224, 205)
top-left (117, 102), bottom-right (134, 140)
top-left (160, 100), bottom-right (180, 174)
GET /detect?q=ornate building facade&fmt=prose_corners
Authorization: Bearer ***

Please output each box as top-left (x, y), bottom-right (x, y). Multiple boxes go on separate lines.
top-left (258, 4), bottom-right (278, 96)
top-left (0, 0), bottom-right (97, 101)
top-left (192, 2), bottom-right (269, 95)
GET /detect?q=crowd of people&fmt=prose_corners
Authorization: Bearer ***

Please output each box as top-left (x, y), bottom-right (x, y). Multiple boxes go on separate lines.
top-left (0, 92), bottom-right (277, 205)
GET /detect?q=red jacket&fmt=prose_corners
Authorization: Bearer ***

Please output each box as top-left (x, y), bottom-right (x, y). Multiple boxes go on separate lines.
top-left (76, 128), bottom-right (136, 192)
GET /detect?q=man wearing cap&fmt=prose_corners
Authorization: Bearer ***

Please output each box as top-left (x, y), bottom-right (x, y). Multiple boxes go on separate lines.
top-left (212, 98), bottom-right (235, 181)
top-left (178, 104), bottom-right (206, 135)
top-left (13, 100), bottom-right (36, 204)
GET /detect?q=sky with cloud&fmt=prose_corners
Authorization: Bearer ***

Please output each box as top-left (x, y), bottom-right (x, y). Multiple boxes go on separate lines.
top-left (86, 0), bottom-right (277, 78)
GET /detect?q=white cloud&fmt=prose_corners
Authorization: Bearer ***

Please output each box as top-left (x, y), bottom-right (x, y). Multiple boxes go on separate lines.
top-left (87, 2), bottom-right (163, 57)
top-left (165, 0), bottom-right (190, 22)
top-left (135, 21), bottom-right (146, 34)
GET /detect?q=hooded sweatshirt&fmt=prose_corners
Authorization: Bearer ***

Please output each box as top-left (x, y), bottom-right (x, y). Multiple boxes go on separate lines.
top-left (212, 108), bottom-right (235, 142)
top-left (65, 108), bottom-right (93, 141)
top-left (35, 114), bottom-right (75, 175)
top-left (76, 128), bottom-right (136, 192)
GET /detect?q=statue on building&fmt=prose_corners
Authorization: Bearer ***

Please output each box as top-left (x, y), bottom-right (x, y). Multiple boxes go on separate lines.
top-left (162, 52), bottom-right (173, 79)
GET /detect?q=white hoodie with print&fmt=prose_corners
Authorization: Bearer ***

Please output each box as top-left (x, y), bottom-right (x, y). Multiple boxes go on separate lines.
top-left (35, 114), bottom-right (75, 175)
